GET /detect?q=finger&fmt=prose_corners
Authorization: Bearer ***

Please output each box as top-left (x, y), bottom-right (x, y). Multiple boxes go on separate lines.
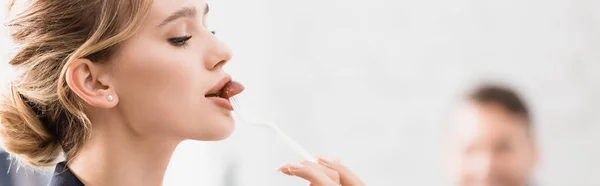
top-left (300, 161), bottom-right (340, 183)
top-left (317, 157), bottom-right (365, 186)
top-left (278, 165), bottom-right (294, 176)
top-left (278, 163), bottom-right (339, 186)
top-left (279, 161), bottom-right (340, 182)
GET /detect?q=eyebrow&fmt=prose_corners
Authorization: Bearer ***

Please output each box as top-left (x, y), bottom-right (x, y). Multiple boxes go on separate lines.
top-left (158, 4), bottom-right (209, 27)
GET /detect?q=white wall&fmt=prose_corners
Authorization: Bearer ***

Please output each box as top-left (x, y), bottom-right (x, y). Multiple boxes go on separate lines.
top-left (1, 0), bottom-right (599, 185)
top-left (164, 0), bottom-right (600, 185)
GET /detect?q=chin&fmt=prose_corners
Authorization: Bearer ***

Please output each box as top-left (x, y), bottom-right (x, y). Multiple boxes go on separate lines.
top-left (192, 118), bottom-right (236, 141)
top-left (210, 125), bottom-right (235, 141)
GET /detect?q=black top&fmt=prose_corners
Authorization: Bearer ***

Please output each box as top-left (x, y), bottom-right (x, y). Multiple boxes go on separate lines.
top-left (0, 151), bottom-right (14, 186)
top-left (50, 162), bottom-right (84, 186)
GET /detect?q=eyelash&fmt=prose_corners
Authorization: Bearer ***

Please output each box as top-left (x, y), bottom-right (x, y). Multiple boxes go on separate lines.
top-left (168, 36), bottom-right (192, 47)
top-left (168, 30), bottom-right (216, 47)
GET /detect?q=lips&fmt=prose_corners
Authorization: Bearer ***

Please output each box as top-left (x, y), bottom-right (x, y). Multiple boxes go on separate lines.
top-left (205, 81), bottom-right (244, 99)
top-left (205, 76), bottom-right (244, 110)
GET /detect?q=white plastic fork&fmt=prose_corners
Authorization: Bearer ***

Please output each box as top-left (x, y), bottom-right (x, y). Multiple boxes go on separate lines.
top-left (231, 98), bottom-right (318, 162)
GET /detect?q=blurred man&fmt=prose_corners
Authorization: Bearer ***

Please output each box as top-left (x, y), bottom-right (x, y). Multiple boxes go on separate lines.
top-left (447, 84), bottom-right (538, 186)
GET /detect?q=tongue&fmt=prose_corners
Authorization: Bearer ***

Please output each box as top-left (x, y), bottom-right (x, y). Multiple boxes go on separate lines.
top-left (219, 81), bottom-right (245, 99)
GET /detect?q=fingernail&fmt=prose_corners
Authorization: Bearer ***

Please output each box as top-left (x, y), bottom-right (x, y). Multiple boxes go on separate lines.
top-left (276, 164), bottom-right (286, 172)
top-left (287, 163), bottom-right (304, 170)
top-left (317, 157), bottom-right (333, 165)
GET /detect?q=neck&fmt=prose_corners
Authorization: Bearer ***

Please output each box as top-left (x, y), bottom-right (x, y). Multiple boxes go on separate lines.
top-left (68, 111), bottom-right (181, 186)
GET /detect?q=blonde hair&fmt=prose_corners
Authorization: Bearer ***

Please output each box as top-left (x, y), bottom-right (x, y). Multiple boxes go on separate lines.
top-left (0, 0), bottom-right (152, 167)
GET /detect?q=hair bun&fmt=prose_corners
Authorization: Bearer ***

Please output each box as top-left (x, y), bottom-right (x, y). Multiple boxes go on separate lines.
top-left (0, 86), bottom-right (61, 167)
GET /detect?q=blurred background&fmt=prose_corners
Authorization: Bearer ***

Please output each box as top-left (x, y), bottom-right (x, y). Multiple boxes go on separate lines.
top-left (1, 0), bottom-right (599, 185)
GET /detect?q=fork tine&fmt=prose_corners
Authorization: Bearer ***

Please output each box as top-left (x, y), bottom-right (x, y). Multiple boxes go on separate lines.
top-left (231, 97), bottom-right (249, 124)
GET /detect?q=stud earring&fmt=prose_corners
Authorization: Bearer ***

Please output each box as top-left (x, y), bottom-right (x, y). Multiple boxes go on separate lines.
top-left (107, 95), bottom-right (114, 102)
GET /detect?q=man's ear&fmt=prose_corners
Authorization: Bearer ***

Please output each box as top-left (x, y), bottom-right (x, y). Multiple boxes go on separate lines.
top-left (65, 58), bottom-right (118, 108)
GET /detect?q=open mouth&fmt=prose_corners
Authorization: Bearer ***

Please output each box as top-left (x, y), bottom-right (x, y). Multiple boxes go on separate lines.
top-left (205, 76), bottom-right (244, 110)
top-left (205, 85), bottom-right (225, 99)
top-left (205, 81), bottom-right (244, 100)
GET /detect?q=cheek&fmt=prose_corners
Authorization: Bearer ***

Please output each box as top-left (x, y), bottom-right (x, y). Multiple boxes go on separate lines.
top-left (117, 47), bottom-right (199, 102)
top-left (504, 149), bottom-right (533, 176)
top-left (110, 39), bottom-right (209, 131)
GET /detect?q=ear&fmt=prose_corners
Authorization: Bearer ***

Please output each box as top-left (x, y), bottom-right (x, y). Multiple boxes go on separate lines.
top-left (65, 58), bottom-right (118, 108)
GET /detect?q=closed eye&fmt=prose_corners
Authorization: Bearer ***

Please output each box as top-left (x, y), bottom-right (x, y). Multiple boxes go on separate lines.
top-left (168, 36), bottom-right (192, 47)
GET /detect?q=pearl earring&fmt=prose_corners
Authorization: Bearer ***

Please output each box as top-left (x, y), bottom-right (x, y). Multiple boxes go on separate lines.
top-left (107, 95), bottom-right (114, 102)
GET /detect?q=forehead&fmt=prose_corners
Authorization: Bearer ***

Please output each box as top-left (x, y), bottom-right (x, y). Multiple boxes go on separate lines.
top-left (450, 102), bottom-right (529, 143)
top-left (145, 0), bottom-right (206, 24)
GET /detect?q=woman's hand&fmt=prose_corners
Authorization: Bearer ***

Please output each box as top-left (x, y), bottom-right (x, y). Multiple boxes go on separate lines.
top-left (278, 157), bottom-right (365, 186)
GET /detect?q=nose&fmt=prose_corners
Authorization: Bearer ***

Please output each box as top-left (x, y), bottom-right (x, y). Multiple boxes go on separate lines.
top-left (472, 152), bottom-right (497, 181)
top-left (204, 35), bottom-right (232, 70)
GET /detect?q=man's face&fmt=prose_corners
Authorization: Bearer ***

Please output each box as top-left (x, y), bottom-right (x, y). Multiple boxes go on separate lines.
top-left (448, 101), bottom-right (537, 186)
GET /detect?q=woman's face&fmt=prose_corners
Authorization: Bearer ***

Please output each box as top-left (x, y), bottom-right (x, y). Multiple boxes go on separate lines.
top-left (108, 0), bottom-right (240, 141)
